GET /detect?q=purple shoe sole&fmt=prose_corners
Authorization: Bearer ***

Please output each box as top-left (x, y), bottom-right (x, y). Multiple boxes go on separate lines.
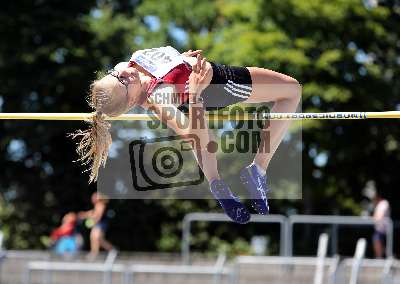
top-left (210, 179), bottom-right (251, 224)
top-left (240, 165), bottom-right (269, 215)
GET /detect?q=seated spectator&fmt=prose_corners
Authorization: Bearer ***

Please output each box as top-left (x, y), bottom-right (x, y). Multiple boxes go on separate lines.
top-left (50, 212), bottom-right (82, 256)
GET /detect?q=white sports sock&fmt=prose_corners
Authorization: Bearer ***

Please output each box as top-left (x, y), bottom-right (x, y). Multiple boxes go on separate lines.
top-left (251, 162), bottom-right (266, 177)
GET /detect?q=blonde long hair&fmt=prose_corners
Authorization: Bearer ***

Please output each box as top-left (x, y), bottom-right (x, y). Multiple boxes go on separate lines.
top-left (70, 76), bottom-right (131, 183)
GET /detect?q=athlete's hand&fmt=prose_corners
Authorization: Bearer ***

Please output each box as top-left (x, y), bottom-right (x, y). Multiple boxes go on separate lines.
top-left (188, 54), bottom-right (210, 103)
top-left (182, 49), bottom-right (202, 57)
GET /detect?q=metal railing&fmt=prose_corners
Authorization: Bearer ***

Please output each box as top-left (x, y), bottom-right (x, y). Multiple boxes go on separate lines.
top-left (339, 257), bottom-right (400, 284)
top-left (0, 231), bottom-right (4, 250)
top-left (25, 250), bottom-right (120, 284)
top-left (2, 250), bottom-right (51, 260)
top-left (125, 253), bottom-right (229, 284)
top-left (181, 213), bottom-right (288, 264)
top-left (26, 261), bottom-right (125, 284)
top-left (314, 233), bottom-right (329, 284)
top-left (349, 238), bottom-right (367, 284)
top-left (20, 250), bottom-right (400, 284)
top-left (7, 213), bottom-right (397, 284)
top-left (286, 215), bottom-right (394, 257)
top-left (26, 252), bottom-right (229, 284)
top-left (231, 255), bottom-right (340, 284)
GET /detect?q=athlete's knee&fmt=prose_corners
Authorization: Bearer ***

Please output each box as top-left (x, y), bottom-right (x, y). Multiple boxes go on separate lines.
top-left (286, 77), bottom-right (302, 104)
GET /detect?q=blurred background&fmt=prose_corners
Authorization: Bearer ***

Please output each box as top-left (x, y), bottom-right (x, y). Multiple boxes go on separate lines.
top-left (0, 0), bottom-right (399, 283)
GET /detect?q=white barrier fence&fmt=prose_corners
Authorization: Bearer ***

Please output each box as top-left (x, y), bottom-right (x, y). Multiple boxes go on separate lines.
top-left (182, 213), bottom-right (394, 261)
top-left (0, 214), bottom-right (397, 284)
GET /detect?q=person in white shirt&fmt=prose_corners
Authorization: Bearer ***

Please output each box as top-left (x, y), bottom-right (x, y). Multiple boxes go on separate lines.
top-left (372, 191), bottom-right (390, 258)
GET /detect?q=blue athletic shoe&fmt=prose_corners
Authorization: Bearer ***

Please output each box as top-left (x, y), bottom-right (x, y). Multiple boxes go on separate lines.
top-left (239, 164), bottom-right (269, 215)
top-left (209, 179), bottom-right (251, 224)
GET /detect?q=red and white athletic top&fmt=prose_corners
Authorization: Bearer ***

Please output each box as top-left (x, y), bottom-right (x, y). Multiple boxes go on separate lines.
top-left (128, 61), bottom-right (191, 101)
top-left (127, 46), bottom-right (192, 104)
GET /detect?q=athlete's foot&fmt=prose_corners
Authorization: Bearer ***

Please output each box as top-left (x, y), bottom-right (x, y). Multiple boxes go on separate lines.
top-left (239, 164), bottom-right (269, 215)
top-left (209, 179), bottom-right (251, 224)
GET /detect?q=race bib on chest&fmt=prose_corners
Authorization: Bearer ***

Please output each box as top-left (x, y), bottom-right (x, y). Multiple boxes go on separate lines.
top-left (130, 46), bottom-right (184, 78)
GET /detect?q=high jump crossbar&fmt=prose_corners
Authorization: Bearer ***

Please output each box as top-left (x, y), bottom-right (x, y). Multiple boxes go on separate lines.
top-left (0, 111), bottom-right (400, 121)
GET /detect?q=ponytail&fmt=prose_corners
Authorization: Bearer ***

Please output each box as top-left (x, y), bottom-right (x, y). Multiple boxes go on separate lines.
top-left (70, 111), bottom-right (112, 183)
top-left (71, 74), bottom-right (133, 183)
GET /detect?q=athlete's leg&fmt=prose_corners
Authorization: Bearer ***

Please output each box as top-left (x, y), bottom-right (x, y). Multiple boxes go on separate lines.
top-left (245, 67), bottom-right (301, 171)
top-left (188, 56), bottom-right (250, 223)
top-left (89, 227), bottom-right (102, 257)
top-left (238, 68), bottom-right (300, 214)
top-left (147, 100), bottom-right (220, 183)
top-left (192, 130), bottom-right (220, 182)
top-left (187, 101), bottom-right (221, 183)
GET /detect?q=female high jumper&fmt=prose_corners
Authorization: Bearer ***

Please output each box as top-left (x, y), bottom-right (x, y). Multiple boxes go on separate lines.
top-left (72, 46), bottom-right (301, 224)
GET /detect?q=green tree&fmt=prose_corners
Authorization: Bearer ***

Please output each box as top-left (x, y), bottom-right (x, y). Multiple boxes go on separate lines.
top-left (0, 0), bottom-right (399, 257)
top-left (132, 0), bottom-right (399, 255)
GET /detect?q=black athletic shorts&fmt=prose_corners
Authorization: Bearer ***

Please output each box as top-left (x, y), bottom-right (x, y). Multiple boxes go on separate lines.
top-left (178, 61), bottom-right (253, 112)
